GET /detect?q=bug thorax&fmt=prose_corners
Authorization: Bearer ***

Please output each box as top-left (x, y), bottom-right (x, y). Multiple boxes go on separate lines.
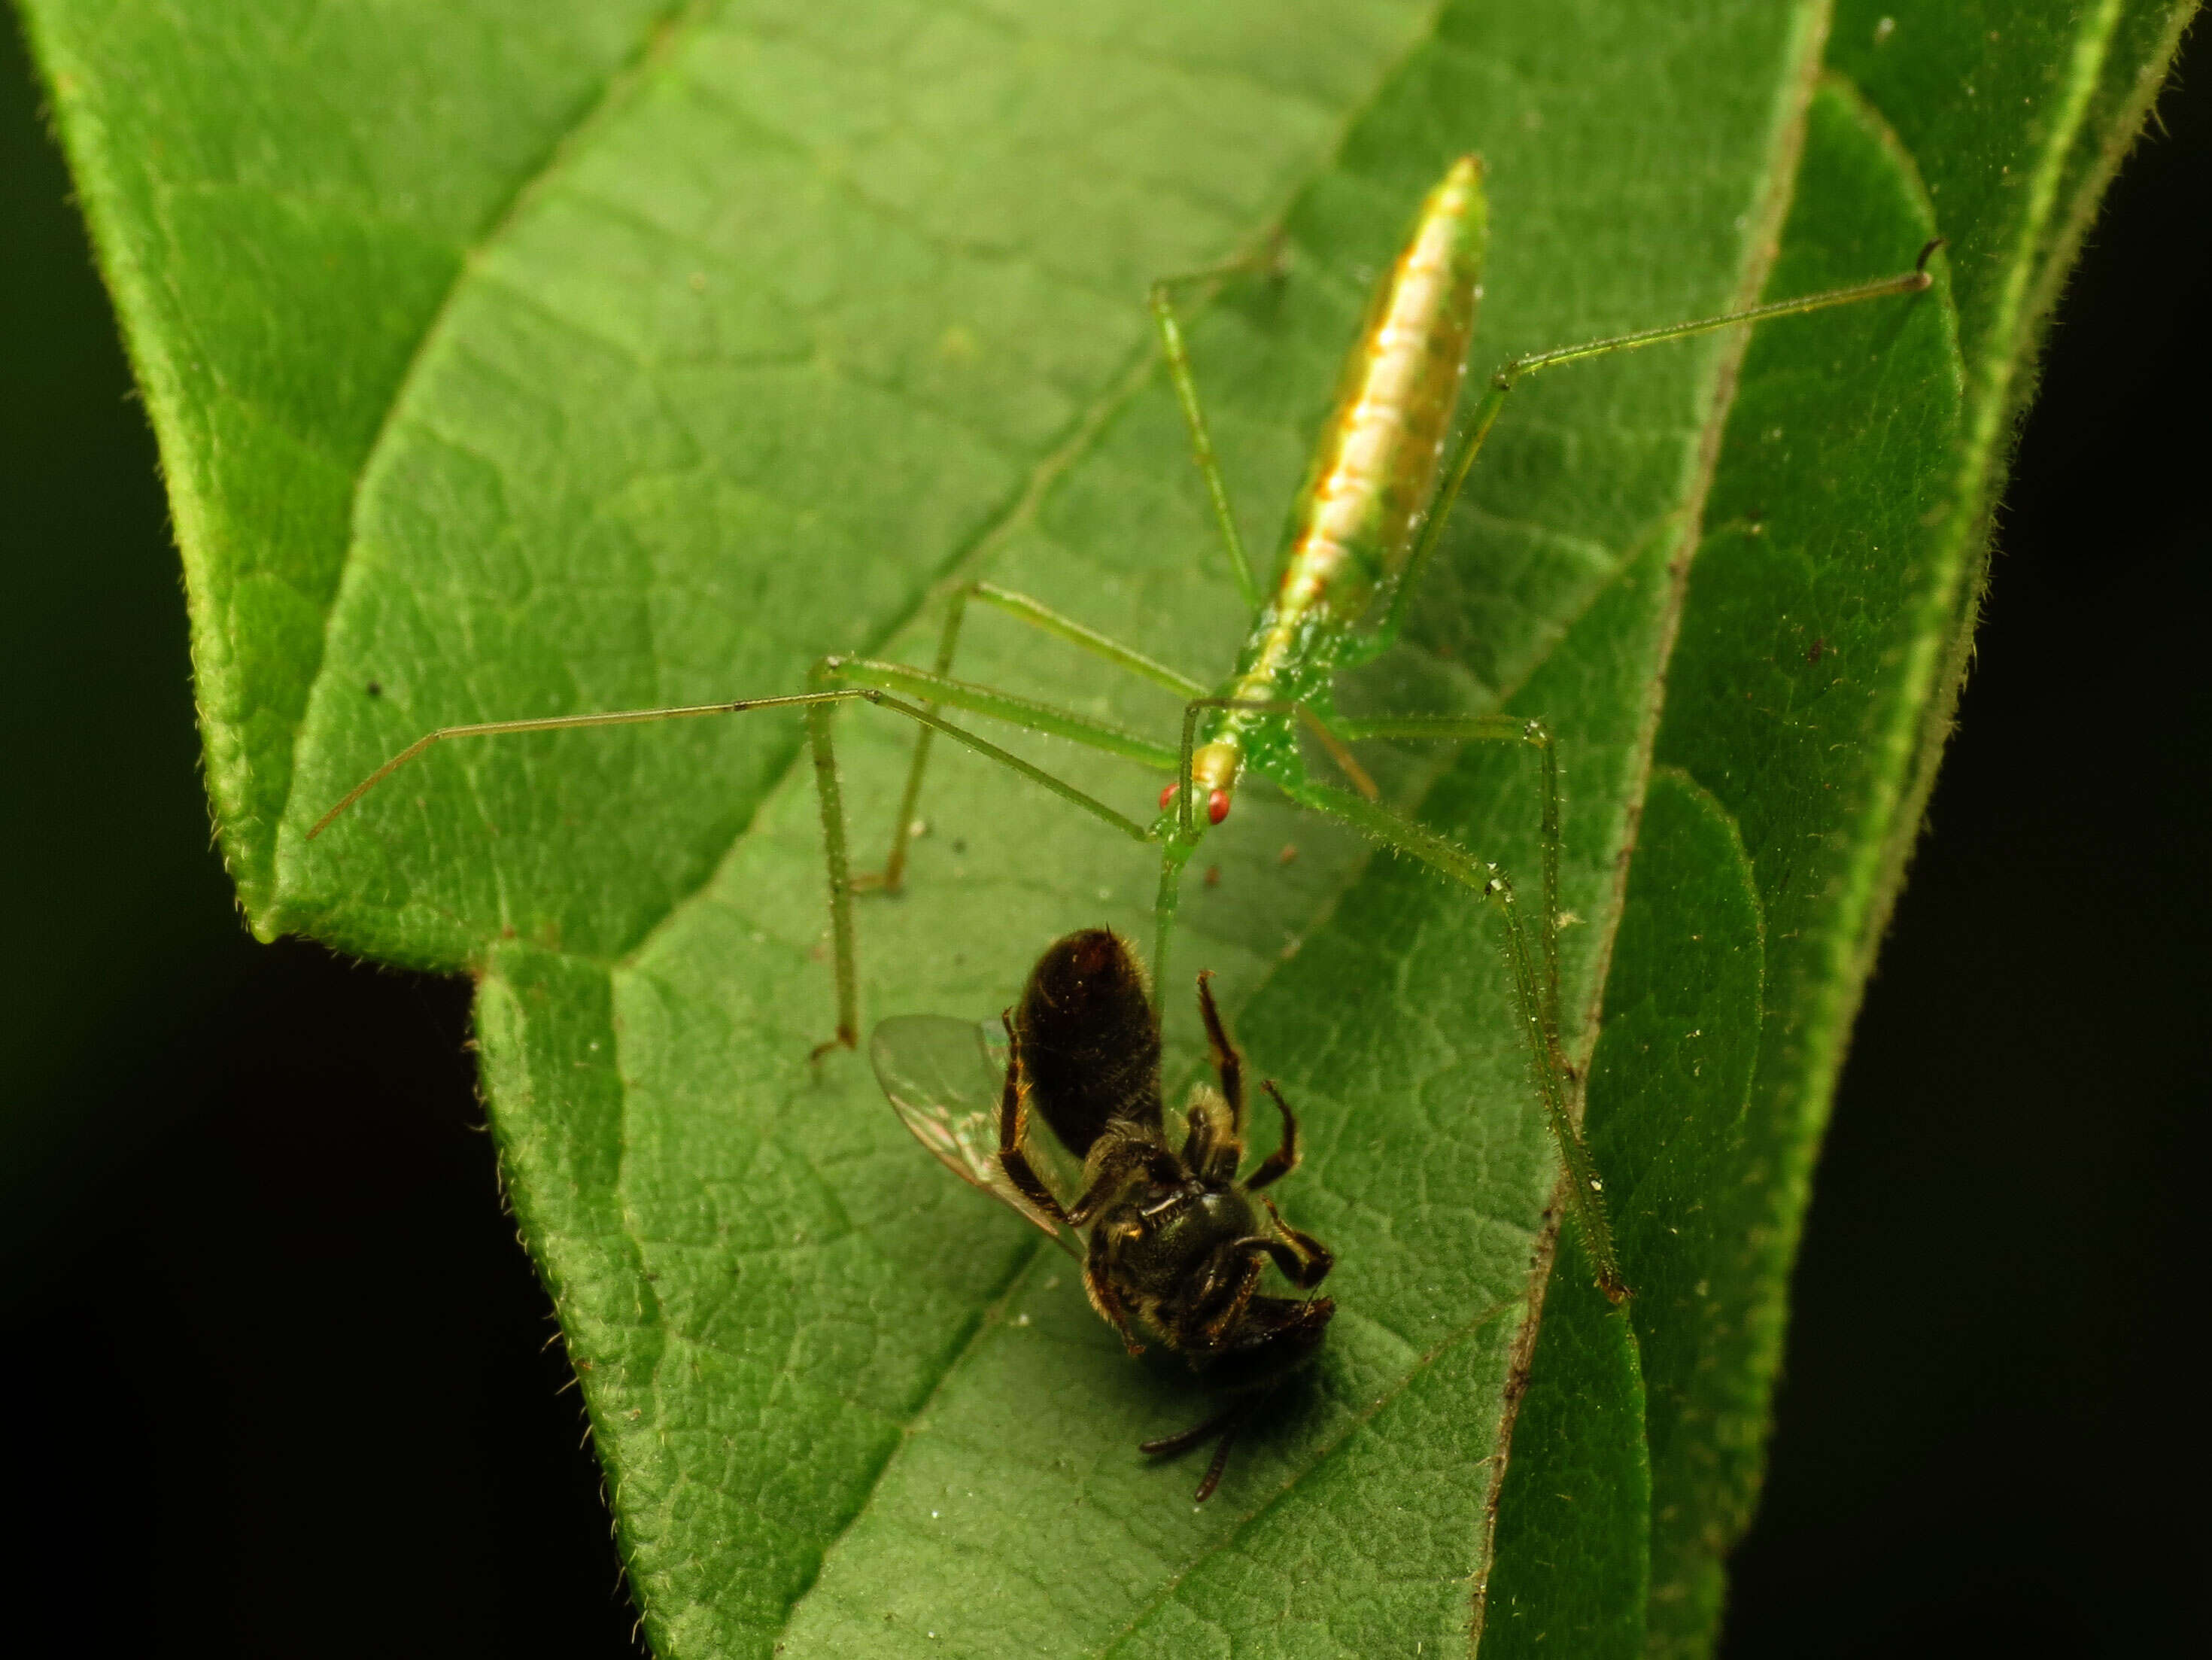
top-left (1179, 623), bottom-right (1345, 827)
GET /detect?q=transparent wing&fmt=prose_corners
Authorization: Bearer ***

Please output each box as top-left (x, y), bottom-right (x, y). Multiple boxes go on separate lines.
top-left (871, 1014), bottom-right (1082, 1259)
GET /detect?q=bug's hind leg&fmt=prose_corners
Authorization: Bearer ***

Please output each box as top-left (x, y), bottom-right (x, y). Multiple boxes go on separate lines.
top-left (1329, 713), bottom-right (1564, 1061)
top-left (1351, 248), bottom-right (1940, 664)
top-left (1285, 774), bottom-right (1625, 1302)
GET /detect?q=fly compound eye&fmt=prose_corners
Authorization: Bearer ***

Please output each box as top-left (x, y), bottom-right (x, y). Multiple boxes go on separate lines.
top-left (1208, 789), bottom-right (1231, 825)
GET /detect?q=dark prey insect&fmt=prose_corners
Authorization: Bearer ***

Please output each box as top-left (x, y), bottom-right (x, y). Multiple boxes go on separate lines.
top-left (875, 928), bottom-right (1332, 1503)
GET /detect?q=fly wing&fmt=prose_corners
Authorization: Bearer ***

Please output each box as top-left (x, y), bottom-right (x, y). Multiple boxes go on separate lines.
top-left (871, 1014), bottom-right (1081, 1258)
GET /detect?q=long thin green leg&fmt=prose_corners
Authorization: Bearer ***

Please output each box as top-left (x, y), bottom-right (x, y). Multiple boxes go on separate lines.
top-left (310, 674), bottom-right (1159, 1051)
top-left (305, 689), bottom-right (878, 839)
top-left (864, 580), bottom-right (1204, 893)
top-left (1356, 247), bottom-right (1941, 658)
top-left (1146, 695), bottom-right (1290, 1005)
top-left (1151, 254), bottom-right (1282, 615)
top-left (831, 655), bottom-right (1180, 770)
top-left (856, 590), bottom-right (967, 898)
top-left (1282, 774), bottom-right (1626, 1302)
top-left (807, 698), bottom-right (858, 1056)
top-left (816, 663), bottom-right (1170, 1048)
top-left (967, 582), bottom-right (1206, 698)
top-left (1335, 713), bottom-right (1562, 1066)
top-left (870, 239), bottom-right (1280, 892)
top-left (866, 238), bottom-right (1286, 891)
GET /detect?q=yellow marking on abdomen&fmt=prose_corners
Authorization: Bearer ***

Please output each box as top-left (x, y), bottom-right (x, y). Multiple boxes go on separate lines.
top-left (1192, 157), bottom-right (1488, 800)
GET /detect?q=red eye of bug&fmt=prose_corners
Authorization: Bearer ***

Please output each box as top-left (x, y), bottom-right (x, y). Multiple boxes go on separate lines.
top-left (1208, 789), bottom-right (1231, 825)
top-left (1158, 782), bottom-right (1178, 810)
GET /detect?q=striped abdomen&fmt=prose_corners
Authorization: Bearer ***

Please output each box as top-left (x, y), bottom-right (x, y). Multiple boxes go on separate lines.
top-left (1191, 156), bottom-right (1489, 803)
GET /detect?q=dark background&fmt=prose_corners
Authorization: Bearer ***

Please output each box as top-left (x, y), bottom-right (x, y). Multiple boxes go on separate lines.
top-left (3, 17), bottom-right (2201, 1656)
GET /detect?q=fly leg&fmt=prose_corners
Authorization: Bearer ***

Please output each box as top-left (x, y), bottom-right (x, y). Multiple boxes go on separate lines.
top-left (1082, 1257), bottom-right (1148, 1358)
top-left (1139, 1397), bottom-right (1253, 1505)
top-left (1255, 1193), bottom-right (1332, 1288)
top-left (993, 1014), bottom-right (1074, 1228)
top-left (1244, 1080), bottom-right (1302, 1191)
top-left (1147, 1293), bottom-right (1335, 1502)
top-left (1185, 1233), bottom-right (1326, 1349)
top-left (1187, 1244), bottom-right (1269, 1348)
top-left (1194, 968), bottom-right (1245, 1139)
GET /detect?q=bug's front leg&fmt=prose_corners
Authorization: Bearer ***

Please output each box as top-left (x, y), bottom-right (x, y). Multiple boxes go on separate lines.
top-left (855, 579), bottom-right (1201, 899)
top-left (846, 588), bottom-right (974, 898)
top-left (1285, 774), bottom-right (1626, 1301)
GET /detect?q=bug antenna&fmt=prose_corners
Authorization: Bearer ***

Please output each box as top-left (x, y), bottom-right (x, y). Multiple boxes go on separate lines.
top-left (1915, 237), bottom-right (1947, 275)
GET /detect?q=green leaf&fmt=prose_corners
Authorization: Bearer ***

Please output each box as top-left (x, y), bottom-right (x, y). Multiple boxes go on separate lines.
top-left (24, 0), bottom-right (2183, 1652)
top-left (1490, 8), bottom-right (2198, 1657)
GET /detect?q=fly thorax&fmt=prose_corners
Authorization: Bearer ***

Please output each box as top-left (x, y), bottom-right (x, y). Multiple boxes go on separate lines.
top-left (1108, 1181), bottom-right (1256, 1285)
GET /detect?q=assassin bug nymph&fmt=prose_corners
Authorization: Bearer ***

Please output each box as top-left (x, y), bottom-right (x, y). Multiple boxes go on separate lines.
top-left (878, 927), bottom-right (1335, 1502)
top-left (314, 156), bottom-right (1939, 1303)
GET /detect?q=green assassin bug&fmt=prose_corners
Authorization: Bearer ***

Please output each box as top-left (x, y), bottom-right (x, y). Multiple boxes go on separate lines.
top-left (314, 155), bottom-right (1937, 1300)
